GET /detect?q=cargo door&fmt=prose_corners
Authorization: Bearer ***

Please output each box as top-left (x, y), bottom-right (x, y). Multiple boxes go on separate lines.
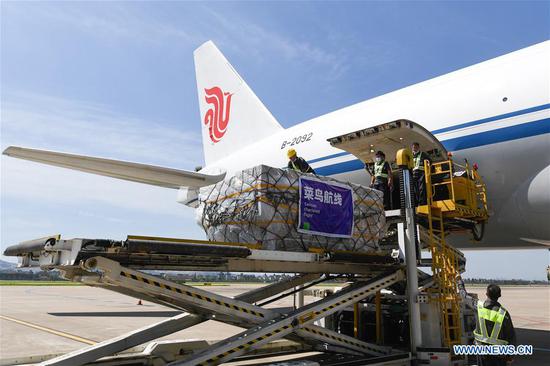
top-left (327, 119), bottom-right (447, 164)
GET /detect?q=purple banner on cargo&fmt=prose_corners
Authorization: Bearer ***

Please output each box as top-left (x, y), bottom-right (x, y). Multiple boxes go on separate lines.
top-left (298, 177), bottom-right (353, 238)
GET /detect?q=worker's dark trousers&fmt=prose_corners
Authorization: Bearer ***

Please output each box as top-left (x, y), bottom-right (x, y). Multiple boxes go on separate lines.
top-left (373, 179), bottom-right (390, 210)
top-left (477, 355), bottom-right (508, 366)
top-left (412, 170), bottom-right (427, 206)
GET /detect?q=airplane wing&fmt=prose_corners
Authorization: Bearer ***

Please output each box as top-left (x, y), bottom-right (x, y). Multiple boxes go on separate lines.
top-left (2, 146), bottom-right (225, 189)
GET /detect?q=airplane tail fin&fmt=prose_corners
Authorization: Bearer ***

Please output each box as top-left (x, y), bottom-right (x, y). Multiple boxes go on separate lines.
top-left (194, 41), bottom-right (283, 165)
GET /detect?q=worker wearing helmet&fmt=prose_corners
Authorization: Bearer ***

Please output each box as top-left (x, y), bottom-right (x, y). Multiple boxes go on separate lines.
top-left (287, 149), bottom-right (315, 174)
top-left (411, 142), bottom-right (431, 206)
top-left (369, 151), bottom-right (392, 210)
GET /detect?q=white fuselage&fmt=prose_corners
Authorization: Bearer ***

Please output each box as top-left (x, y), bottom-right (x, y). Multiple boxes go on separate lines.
top-left (203, 41), bottom-right (550, 250)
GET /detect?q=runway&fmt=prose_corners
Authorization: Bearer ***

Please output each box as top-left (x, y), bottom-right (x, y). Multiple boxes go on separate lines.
top-left (0, 284), bottom-right (548, 365)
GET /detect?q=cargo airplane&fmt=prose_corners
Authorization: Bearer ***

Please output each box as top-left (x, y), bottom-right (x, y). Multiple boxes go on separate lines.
top-left (3, 40), bottom-right (549, 250)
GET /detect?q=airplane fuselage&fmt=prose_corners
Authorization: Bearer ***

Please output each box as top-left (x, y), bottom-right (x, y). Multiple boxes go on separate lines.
top-left (204, 42), bottom-right (550, 249)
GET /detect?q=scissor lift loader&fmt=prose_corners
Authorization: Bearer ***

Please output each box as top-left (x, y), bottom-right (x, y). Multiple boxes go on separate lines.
top-left (5, 235), bottom-right (408, 366)
top-left (4, 119), bottom-right (488, 366)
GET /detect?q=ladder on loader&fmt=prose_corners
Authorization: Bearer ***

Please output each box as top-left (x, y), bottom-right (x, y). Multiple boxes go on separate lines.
top-left (424, 160), bottom-right (463, 348)
top-left (327, 118), bottom-right (482, 356)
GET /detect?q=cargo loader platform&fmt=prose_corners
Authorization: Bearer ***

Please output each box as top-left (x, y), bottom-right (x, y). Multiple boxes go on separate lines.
top-left (4, 234), bottom-right (409, 366)
top-left (2, 209), bottom-right (463, 366)
top-left (4, 234), bottom-right (400, 276)
top-left (3, 118), bottom-right (489, 366)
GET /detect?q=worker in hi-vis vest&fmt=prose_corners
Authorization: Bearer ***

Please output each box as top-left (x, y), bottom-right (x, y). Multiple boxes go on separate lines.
top-left (458, 277), bottom-right (516, 366)
top-left (287, 149), bottom-right (315, 174)
top-left (369, 151), bottom-right (393, 210)
top-left (411, 142), bottom-right (431, 206)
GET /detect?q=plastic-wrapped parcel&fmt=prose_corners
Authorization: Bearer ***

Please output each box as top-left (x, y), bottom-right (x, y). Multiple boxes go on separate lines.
top-left (196, 165), bottom-right (385, 253)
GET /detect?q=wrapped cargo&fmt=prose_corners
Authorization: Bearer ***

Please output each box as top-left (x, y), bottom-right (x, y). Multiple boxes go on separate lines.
top-left (196, 165), bottom-right (385, 253)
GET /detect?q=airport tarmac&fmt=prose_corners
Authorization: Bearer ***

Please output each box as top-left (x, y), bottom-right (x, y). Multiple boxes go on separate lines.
top-left (0, 284), bottom-right (548, 365)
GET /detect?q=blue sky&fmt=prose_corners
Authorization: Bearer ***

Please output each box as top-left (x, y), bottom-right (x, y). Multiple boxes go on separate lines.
top-left (1, 1), bottom-right (549, 279)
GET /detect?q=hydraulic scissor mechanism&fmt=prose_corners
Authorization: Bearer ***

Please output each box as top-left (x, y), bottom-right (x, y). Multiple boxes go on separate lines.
top-left (80, 257), bottom-right (401, 366)
top-left (36, 253), bottom-right (404, 366)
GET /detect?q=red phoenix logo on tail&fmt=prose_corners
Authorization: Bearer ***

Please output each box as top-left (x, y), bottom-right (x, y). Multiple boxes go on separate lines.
top-left (203, 86), bottom-right (233, 143)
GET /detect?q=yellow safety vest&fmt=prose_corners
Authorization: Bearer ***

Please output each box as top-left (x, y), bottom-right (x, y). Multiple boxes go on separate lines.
top-left (473, 302), bottom-right (509, 345)
top-left (413, 153), bottom-right (425, 171)
top-left (374, 161), bottom-right (388, 178)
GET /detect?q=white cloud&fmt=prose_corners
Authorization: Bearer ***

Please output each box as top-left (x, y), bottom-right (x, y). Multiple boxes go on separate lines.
top-left (5, 2), bottom-right (353, 82)
top-left (1, 158), bottom-right (191, 216)
top-left (0, 92), bottom-right (204, 262)
top-left (202, 7), bottom-right (350, 81)
top-left (1, 92), bottom-right (202, 216)
top-left (1, 92), bottom-right (202, 167)
top-left (5, 2), bottom-right (202, 46)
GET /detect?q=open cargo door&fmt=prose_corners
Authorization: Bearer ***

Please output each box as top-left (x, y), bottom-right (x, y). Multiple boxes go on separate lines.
top-left (327, 119), bottom-right (447, 163)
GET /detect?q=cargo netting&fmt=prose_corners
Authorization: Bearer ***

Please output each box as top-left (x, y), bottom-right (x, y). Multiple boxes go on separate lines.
top-left (196, 165), bottom-right (386, 253)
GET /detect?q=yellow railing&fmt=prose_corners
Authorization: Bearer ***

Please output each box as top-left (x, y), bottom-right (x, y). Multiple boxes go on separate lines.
top-left (424, 164), bottom-right (463, 347)
top-left (422, 158), bottom-right (488, 221)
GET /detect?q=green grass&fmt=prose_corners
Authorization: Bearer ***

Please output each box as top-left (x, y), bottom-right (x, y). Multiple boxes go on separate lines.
top-left (0, 280), bottom-right (83, 286)
top-left (463, 283), bottom-right (549, 288)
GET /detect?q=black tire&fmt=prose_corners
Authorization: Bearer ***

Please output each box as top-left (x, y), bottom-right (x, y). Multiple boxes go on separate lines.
top-left (472, 222), bottom-right (485, 241)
